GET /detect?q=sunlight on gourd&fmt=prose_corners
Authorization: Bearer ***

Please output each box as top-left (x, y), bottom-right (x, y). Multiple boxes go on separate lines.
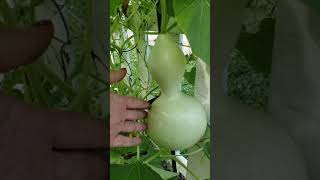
top-left (147, 33), bottom-right (207, 150)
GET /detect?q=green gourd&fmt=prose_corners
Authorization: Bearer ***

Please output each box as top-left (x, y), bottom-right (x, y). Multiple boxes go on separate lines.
top-left (147, 34), bottom-right (207, 150)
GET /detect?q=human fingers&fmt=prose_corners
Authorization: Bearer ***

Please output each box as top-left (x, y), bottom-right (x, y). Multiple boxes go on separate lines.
top-left (0, 20), bottom-right (54, 72)
top-left (121, 121), bottom-right (147, 133)
top-left (109, 68), bottom-right (126, 84)
top-left (125, 110), bottom-right (147, 121)
top-left (111, 135), bottom-right (142, 148)
top-left (125, 96), bottom-right (150, 110)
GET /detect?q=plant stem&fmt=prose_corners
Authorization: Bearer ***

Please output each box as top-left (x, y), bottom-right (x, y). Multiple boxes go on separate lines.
top-left (166, 22), bottom-right (177, 32)
top-left (137, 145), bottom-right (140, 160)
top-left (143, 151), bottom-right (161, 164)
top-left (143, 31), bottom-right (160, 35)
top-left (173, 157), bottom-right (200, 180)
top-left (121, 35), bottom-right (135, 49)
top-left (160, 0), bottom-right (168, 33)
top-left (143, 85), bottom-right (159, 100)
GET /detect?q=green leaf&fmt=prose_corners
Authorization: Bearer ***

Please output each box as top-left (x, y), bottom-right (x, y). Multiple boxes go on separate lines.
top-left (0, 70), bottom-right (23, 91)
top-left (236, 18), bottom-right (275, 75)
top-left (0, 70), bottom-right (24, 100)
top-left (110, 0), bottom-right (122, 17)
top-left (38, 62), bottom-right (77, 98)
top-left (110, 161), bottom-right (164, 180)
top-left (186, 145), bottom-right (210, 180)
top-left (26, 62), bottom-right (49, 105)
top-left (166, 0), bottom-right (175, 17)
top-left (166, 17), bottom-right (182, 34)
top-left (301, 0), bottom-right (320, 14)
top-left (184, 67), bottom-right (196, 85)
top-left (31, 0), bottom-right (45, 6)
top-left (16, 0), bottom-right (45, 7)
top-left (173, 0), bottom-right (210, 64)
top-left (0, 0), bottom-right (16, 24)
top-left (147, 164), bottom-right (178, 180)
top-left (110, 149), bottom-right (127, 164)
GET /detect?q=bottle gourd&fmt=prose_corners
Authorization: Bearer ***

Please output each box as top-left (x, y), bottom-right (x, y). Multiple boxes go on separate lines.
top-left (147, 34), bottom-right (207, 150)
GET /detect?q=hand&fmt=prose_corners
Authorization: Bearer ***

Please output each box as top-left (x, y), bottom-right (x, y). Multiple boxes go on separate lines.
top-left (109, 69), bottom-right (150, 148)
top-left (0, 21), bottom-right (107, 179)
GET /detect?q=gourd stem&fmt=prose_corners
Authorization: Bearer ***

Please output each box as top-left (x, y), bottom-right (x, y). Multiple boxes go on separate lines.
top-left (160, 0), bottom-right (167, 33)
top-left (137, 145), bottom-right (140, 160)
top-left (173, 157), bottom-right (200, 180)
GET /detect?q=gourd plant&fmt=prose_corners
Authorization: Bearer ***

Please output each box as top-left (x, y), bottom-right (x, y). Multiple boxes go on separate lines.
top-left (110, 0), bottom-right (210, 179)
top-left (0, 0), bottom-right (211, 179)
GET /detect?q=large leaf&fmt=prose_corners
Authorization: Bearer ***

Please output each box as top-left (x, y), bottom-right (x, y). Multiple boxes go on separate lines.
top-left (166, 0), bottom-right (175, 17)
top-left (15, 0), bottom-right (45, 7)
top-left (184, 67), bottom-right (196, 85)
top-left (31, 0), bottom-right (45, 6)
top-left (0, 0), bottom-right (16, 24)
top-left (110, 161), bottom-right (164, 180)
top-left (236, 18), bottom-right (275, 75)
top-left (186, 149), bottom-right (210, 180)
top-left (173, 0), bottom-right (210, 64)
top-left (110, 0), bottom-right (122, 17)
top-left (301, 0), bottom-right (320, 14)
top-left (147, 164), bottom-right (178, 180)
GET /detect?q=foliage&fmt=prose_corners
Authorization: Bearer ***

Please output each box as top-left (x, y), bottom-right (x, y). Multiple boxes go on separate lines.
top-left (0, 1), bottom-right (108, 116)
top-left (110, 0), bottom-right (210, 179)
top-left (243, 0), bottom-right (276, 33)
top-left (111, 160), bottom-right (178, 180)
top-left (227, 50), bottom-right (270, 110)
top-left (173, 0), bottom-right (210, 64)
top-left (301, 0), bottom-right (320, 14)
top-left (0, 0), bottom-right (210, 179)
top-left (227, 0), bottom-right (275, 110)
top-left (110, 0), bottom-right (122, 17)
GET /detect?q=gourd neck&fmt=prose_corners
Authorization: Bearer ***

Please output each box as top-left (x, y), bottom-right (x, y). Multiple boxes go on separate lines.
top-left (148, 33), bottom-right (187, 99)
top-left (160, 84), bottom-right (181, 98)
top-left (161, 89), bottom-right (182, 100)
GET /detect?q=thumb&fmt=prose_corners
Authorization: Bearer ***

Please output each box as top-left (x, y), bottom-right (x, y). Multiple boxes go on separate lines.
top-left (110, 68), bottom-right (127, 84)
top-left (0, 20), bottom-right (54, 73)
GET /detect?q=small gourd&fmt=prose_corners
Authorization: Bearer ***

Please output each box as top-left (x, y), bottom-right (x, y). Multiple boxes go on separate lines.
top-left (147, 34), bottom-right (207, 150)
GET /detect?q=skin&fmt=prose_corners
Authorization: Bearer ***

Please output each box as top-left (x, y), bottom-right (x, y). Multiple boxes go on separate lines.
top-left (0, 20), bottom-right (149, 179)
top-left (110, 69), bottom-right (150, 148)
